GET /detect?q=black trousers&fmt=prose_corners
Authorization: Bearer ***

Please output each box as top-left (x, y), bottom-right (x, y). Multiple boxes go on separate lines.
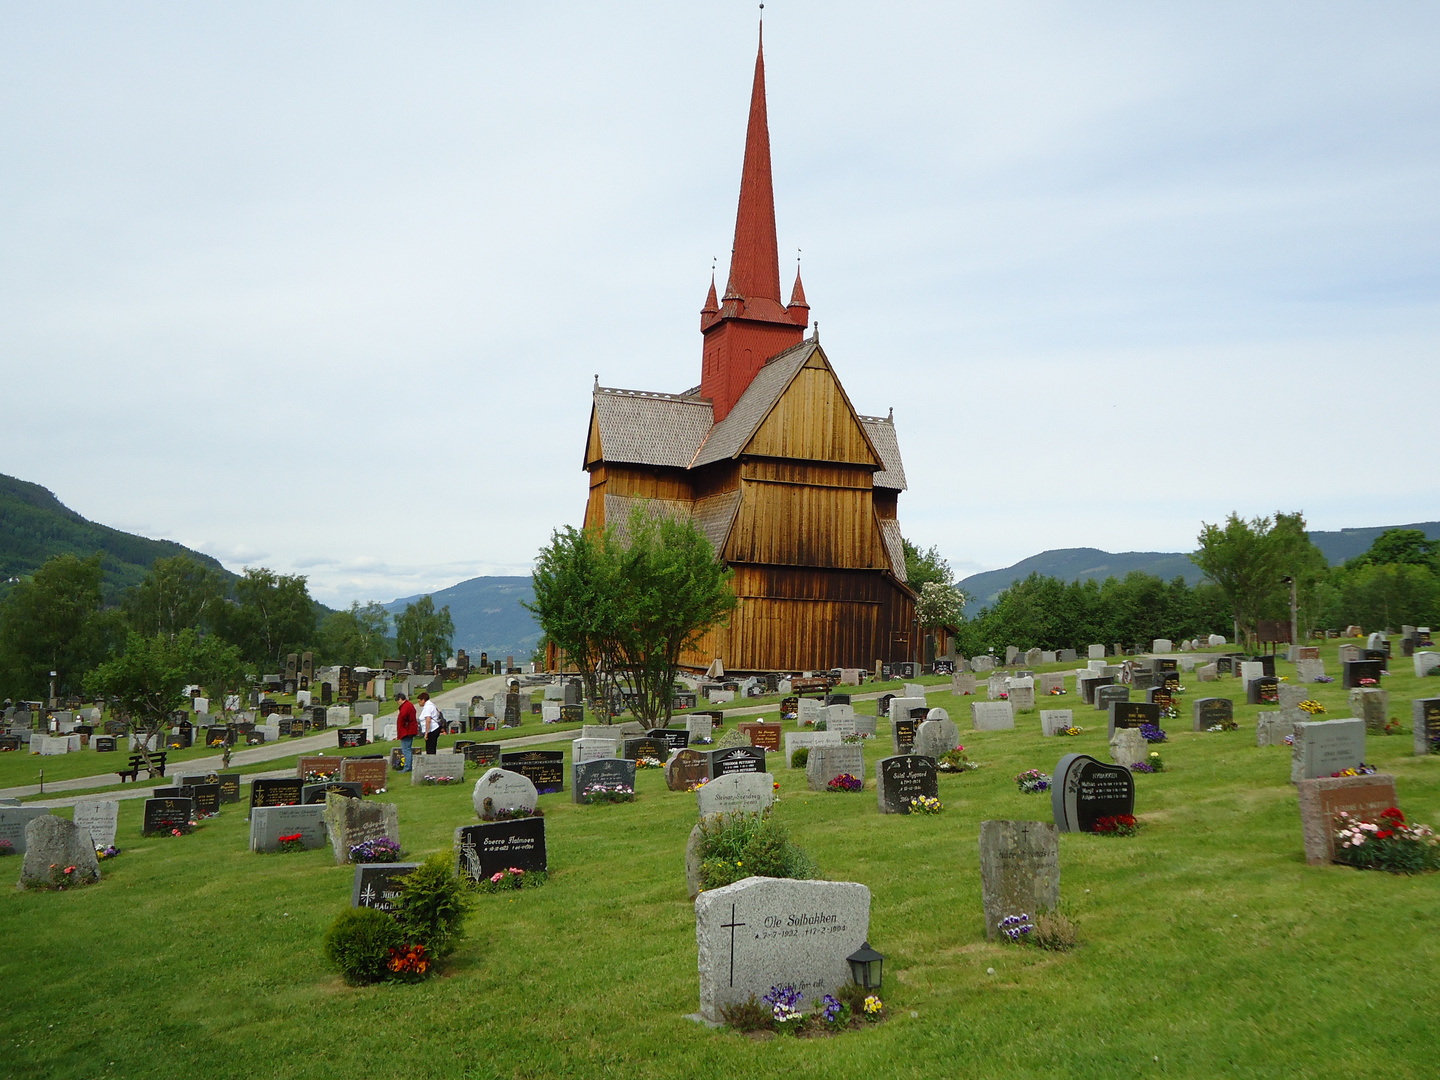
top-left (424, 729), bottom-right (440, 754)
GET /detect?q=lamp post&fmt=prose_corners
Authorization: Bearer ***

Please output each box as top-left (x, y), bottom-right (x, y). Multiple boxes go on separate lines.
top-left (1281, 576), bottom-right (1298, 661)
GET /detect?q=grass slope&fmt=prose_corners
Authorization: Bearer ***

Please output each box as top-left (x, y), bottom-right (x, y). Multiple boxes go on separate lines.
top-left (0, 472), bottom-right (233, 600)
top-left (2, 642), bottom-right (1439, 1079)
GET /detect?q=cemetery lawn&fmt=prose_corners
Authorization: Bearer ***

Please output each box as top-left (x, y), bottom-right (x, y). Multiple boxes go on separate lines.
top-left (4, 646), bottom-right (1439, 1079)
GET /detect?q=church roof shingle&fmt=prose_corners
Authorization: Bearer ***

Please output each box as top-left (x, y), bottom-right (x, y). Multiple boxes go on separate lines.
top-left (690, 340), bottom-right (817, 467)
top-left (859, 415), bottom-right (907, 491)
top-left (592, 388), bottom-right (714, 469)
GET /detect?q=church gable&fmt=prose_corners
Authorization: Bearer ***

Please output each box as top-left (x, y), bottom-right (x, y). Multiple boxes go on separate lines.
top-left (743, 348), bottom-right (881, 468)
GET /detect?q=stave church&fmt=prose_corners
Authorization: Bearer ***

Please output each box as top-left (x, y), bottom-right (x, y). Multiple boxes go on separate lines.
top-left (578, 28), bottom-right (916, 674)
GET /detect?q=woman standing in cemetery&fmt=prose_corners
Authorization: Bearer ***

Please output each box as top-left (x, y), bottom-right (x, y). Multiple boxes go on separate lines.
top-left (396, 692), bottom-right (418, 771)
top-left (418, 690), bottom-right (442, 756)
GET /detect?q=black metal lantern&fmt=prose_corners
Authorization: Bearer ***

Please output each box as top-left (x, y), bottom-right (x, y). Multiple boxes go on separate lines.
top-left (846, 941), bottom-right (884, 990)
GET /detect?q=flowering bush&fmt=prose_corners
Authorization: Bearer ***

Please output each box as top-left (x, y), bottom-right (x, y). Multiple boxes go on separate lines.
top-left (277, 832), bottom-right (307, 853)
top-left (386, 943), bottom-right (431, 981)
top-left (1298, 700), bottom-right (1326, 716)
top-left (907, 794), bottom-right (943, 815)
top-left (350, 837), bottom-right (402, 863)
top-left (1092, 815), bottom-right (1138, 837)
top-left (479, 866), bottom-right (547, 894)
top-left (999, 913), bottom-right (1034, 942)
top-left (1015, 769), bottom-right (1051, 794)
top-left (582, 783), bottom-right (635, 804)
top-left (1330, 764), bottom-right (1377, 777)
top-left (1130, 751), bottom-right (1166, 774)
top-left (818, 993), bottom-right (849, 1029)
top-left (938, 747), bottom-right (979, 773)
top-left (1333, 808), bottom-right (1440, 873)
top-left (26, 862), bottom-right (98, 891)
top-left (1139, 723), bottom-right (1167, 744)
top-left (634, 756), bottom-right (663, 769)
top-left (827, 773), bottom-right (864, 792)
top-left (95, 845), bottom-right (120, 860)
top-left (0, 840), bottom-right (13, 857)
top-left (762, 985), bottom-right (805, 1031)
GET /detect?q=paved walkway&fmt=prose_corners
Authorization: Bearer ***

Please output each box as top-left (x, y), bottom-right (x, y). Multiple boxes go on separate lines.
top-left (8, 679), bottom-right (945, 809)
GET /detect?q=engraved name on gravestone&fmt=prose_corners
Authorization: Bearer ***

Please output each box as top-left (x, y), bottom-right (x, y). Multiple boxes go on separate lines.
top-left (1296, 773), bottom-right (1400, 865)
top-left (694, 877), bottom-right (871, 1024)
top-left (143, 798), bottom-right (193, 836)
top-left (471, 768), bottom-right (538, 818)
top-left (875, 754), bottom-right (939, 814)
top-left (1094, 685), bottom-right (1129, 713)
top-left (573, 757), bottom-right (637, 804)
top-left (622, 737), bottom-right (671, 762)
top-left (454, 817), bottom-right (546, 882)
top-left (1040, 709), bottom-right (1074, 736)
top-left (1051, 754), bottom-right (1135, 833)
top-left (339, 758), bottom-right (389, 792)
top-left (573, 738), bottom-right (616, 764)
top-left (324, 794), bottom-right (400, 865)
top-left (1413, 698), bottom-right (1440, 756)
top-left (1193, 698), bottom-right (1233, 731)
top-left (72, 799), bottom-right (120, 850)
top-left (696, 772), bottom-right (776, 817)
top-left (978, 820), bottom-right (1060, 940)
top-left (1291, 719), bottom-right (1366, 783)
top-left (666, 748), bottom-right (712, 791)
top-left (501, 750), bottom-right (565, 794)
top-left (353, 863), bottom-right (419, 912)
top-left (303, 780), bottom-right (363, 804)
top-left (1108, 701), bottom-right (1159, 738)
top-left (709, 746), bottom-right (766, 776)
top-left (648, 728), bottom-right (691, 752)
top-left (249, 804), bottom-right (328, 852)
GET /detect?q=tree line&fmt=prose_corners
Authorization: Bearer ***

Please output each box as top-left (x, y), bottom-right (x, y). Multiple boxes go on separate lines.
top-left (0, 552), bottom-right (455, 703)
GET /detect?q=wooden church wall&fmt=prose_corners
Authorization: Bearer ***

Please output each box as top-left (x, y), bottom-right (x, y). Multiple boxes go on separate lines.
top-left (745, 360), bottom-right (879, 466)
top-left (724, 477), bottom-right (879, 568)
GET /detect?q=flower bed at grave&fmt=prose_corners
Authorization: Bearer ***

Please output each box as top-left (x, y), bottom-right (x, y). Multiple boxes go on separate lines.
top-left (0, 840), bottom-right (14, 857)
top-left (1015, 770), bottom-right (1050, 794)
top-left (1298, 700), bottom-right (1326, 715)
top-left (1206, 720), bottom-right (1239, 732)
top-left (938, 747), bottom-right (979, 773)
top-left (634, 756), bottom-right (663, 769)
top-left (1314, 674), bottom-right (1335, 683)
top-left (1092, 815), bottom-right (1138, 837)
top-left (826, 773), bottom-right (863, 792)
top-left (350, 837), bottom-right (402, 863)
top-left (582, 782), bottom-right (635, 804)
top-left (419, 774), bottom-right (459, 785)
top-left (1333, 808), bottom-right (1440, 873)
top-left (999, 913), bottom-right (1034, 941)
top-left (277, 832), bottom-right (307, 853)
top-left (1330, 764), bottom-right (1377, 777)
top-left (906, 795), bottom-right (943, 815)
top-left (25, 862), bottom-right (98, 891)
top-left (478, 800), bottom-right (543, 821)
top-left (1048, 687), bottom-right (1067, 695)
top-left (386, 943), bottom-right (430, 981)
top-left (480, 866), bottom-right (547, 894)
top-left (166, 821), bottom-right (197, 837)
top-left (1130, 752), bottom-right (1166, 773)
top-left (720, 983), bottom-right (886, 1035)
top-left (94, 844), bottom-right (120, 860)
top-left (1359, 677), bottom-right (1377, 686)
top-left (1157, 705), bottom-right (1178, 720)
top-left (1056, 725), bottom-right (1084, 737)
top-left (1140, 723), bottom-right (1168, 743)
top-left (360, 782), bottom-right (387, 796)
top-left (303, 770), bottom-right (338, 782)
top-left (687, 778), bottom-right (709, 792)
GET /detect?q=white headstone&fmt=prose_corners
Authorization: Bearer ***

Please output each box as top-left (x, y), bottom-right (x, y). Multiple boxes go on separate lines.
top-left (410, 753), bottom-right (465, 784)
top-left (471, 768), bottom-right (538, 817)
top-left (971, 701), bottom-right (1016, 731)
top-left (572, 738), bottom-right (615, 763)
top-left (72, 799), bottom-right (119, 850)
top-left (695, 772), bottom-right (775, 817)
top-left (822, 704), bottom-right (856, 736)
top-left (1415, 652), bottom-right (1440, 679)
top-left (1290, 718), bottom-right (1366, 783)
top-left (1152, 639), bottom-right (1173, 654)
top-left (1040, 709), bottom-right (1074, 736)
top-left (1088, 645), bottom-right (1106, 660)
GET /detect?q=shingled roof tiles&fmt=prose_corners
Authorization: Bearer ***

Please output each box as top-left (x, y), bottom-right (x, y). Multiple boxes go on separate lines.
top-left (860, 416), bottom-right (908, 491)
top-left (691, 490), bottom-right (743, 558)
top-left (592, 389), bottom-right (714, 469)
top-left (602, 494), bottom-right (693, 546)
top-left (690, 340), bottom-right (817, 467)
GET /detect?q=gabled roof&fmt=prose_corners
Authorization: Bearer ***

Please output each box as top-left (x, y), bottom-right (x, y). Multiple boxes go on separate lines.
top-left (589, 388), bottom-right (713, 469)
top-left (860, 415), bottom-right (908, 491)
top-left (690, 339), bottom-right (817, 467)
top-left (879, 517), bottom-right (907, 582)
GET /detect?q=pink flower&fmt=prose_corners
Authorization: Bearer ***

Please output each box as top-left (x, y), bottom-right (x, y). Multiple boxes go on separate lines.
top-left (490, 872), bottom-right (505, 883)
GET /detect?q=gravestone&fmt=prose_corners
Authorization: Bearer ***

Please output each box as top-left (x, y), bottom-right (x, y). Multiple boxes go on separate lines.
top-left (1294, 659), bottom-right (1324, 683)
top-left (1291, 718), bottom-right (1366, 782)
top-left (665, 748), bottom-right (711, 791)
top-left (853, 714), bottom-right (877, 737)
top-left (324, 794), bottom-right (400, 864)
top-left (1005, 646), bottom-right (1020, 665)
top-left (1008, 685), bottom-right (1036, 711)
top-left (891, 716), bottom-right (918, 752)
top-left (736, 722), bottom-right (783, 751)
top-left (303, 780), bottom-right (363, 804)
top-left (1079, 675), bottom-right (1114, 705)
top-left (685, 715), bottom-right (714, 743)
top-left (471, 768), bottom-right (538, 818)
top-left (352, 863), bottom-right (419, 912)
top-left (978, 820), bottom-right (1060, 940)
top-left (709, 746), bottom-right (766, 776)
top-left (500, 750), bottom-right (565, 794)
top-left (1038, 673), bottom-right (1065, 696)
top-left (410, 753), bottom-right (465, 785)
top-left (573, 758), bottom-right (638, 804)
top-left (1412, 698), bottom-right (1440, 755)
top-left (1196, 663), bottom-right (1218, 682)
top-left (337, 728), bottom-right (368, 749)
top-left (649, 728), bottom-right (691, 752)
top-left (952, 672), bottom-right (977, 696)
top-left (573, 737), bottom-right (616, 764)
top-left (1341, 659), bottom-right (1384, 690)
top-left (693, 876), bottom-right (870, 1024)
top-left (20, 816), bottom-right (100, 888)
top-left (1088, 645), bottom-right (1105, 660)
top-left (797, 697), bottom-right (822, 727)
top-left (875, 754), bottom-right (939, 814)
top-left (72, 800), bottom-right (120, 850)
top-left (621, 737), bottom-right (670, 762)
top-left (971, 702), bottom-right (1015, 731)
top-left (696, 772), bottom-right (776, 817)
top-left (143, 798), bottom-right (193, 836)
top-left (819, 706), bottom-right (856, 737)
top-left (298, 756), bottom-right (342, 780)
top-left (1109, 727), bottom-right (1147, 768)
top-left (1296, 773), bottom-right (1399, 865)
top-left (339, 758), bottom-right (389, 792)
top-left (1051, 755), bottom-right (1135, 833)
top-left (1108, 701), bottom-right (1159, 738)
top-left (805, 744), bottom-right (866, 791)
top-left (912, 717), bottom-right (960, 760)
top-left (455, 818), bottom-right (547, 882)
top-left (0, 807), bottom-right (52, 853)
top-left (1415, 652), bottom-right (1440, 678)
top-left (249, 778), bottom-right (303, 811)
top-left (1094, 685), bottom-right (1129, 713)
top-left (1348, 687), bottom-right (1389, 732)
top-left (249, 804), bottom-right (327, 851)
top-left (1040, 709), bottom-right (1074, 736)
top-left (581, 725), bottom-right (624, 746)
top-left (1024, 648), bottom-right (1043, 667)
top-left (1192, 698), bottom-right (1233, 731)
top-left (1246, 677), bottom-right (1280, 705)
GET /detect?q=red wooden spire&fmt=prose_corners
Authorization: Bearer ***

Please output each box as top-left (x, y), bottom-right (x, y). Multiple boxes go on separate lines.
top-left (700, 24), bottom-right (808, 422)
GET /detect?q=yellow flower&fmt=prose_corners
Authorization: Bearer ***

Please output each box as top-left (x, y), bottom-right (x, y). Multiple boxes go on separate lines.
top-left (736, 861), bottom-right (743, 867)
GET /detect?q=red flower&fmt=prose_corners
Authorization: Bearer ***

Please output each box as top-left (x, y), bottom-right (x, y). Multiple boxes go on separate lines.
top-left (1380, 807), bottom-right (1405, 823)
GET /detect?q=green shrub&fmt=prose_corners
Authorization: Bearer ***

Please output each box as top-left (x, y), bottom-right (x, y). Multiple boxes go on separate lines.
top-left (323, 907), bottom-right (403, 985)
top-left (698, 811), bottom-right (817, 890)
top-left (393, 850), bottom-right (474, 958)
top-left (790, 747), bottom-right (809, 769)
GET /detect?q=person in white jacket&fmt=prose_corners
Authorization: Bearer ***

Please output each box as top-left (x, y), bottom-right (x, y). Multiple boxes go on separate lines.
top-left (418, 691), bottom-right (443, 755)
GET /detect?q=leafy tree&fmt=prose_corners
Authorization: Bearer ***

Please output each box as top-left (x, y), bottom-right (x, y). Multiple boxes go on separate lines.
top-left (1190, 512), bottom-right (1326, 648)
top-left (214, 567), bottom-right (317, 670)
top-left (122, 555), bottom-right (228, 639)
top-left (916, 581), bottom-right (966, 630)
top-left (318, 602), bottom-right (394, 668)
top-left (903, 538), bottom-right (953, 592)
top-left (189, 633), bottom-right (251, 716)
top-left (0, 553), bottom-right (124, 700)
top-left (527, 525), bottom-right (615, 706)
top-left (1345, 528), bottom-right (1438, 570)
top-left (395, 596), bottom-right (455, 668)
top-left (83, 630), bottom-right (196, 775)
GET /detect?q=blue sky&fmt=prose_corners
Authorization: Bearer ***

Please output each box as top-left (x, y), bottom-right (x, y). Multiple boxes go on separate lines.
top-left (2, 2), bottom-right (1436, 606)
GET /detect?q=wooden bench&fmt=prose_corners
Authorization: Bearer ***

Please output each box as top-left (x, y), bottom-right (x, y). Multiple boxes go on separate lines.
top-left (117, 751), bottom-right (167, 783)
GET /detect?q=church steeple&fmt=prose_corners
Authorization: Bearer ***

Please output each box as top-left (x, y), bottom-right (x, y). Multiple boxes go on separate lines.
top-left (700, 22), bottom-right (808, 423)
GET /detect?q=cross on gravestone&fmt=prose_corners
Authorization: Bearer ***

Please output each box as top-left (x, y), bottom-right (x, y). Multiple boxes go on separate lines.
top-left (721, 903), bottom-right (746, 988)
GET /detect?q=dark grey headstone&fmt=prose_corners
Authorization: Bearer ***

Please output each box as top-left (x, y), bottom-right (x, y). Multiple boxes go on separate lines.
top-left (707, 745), bottom-right (766, 776)
top-left (1193, 698), bottom-right (1234, 731)
top-left (875, 754), bottom-right (939, 814)
top-left (572, 758), bottom-right (638, 804)
top-left (499, 750), bottom-right (565, 794)
top-left (1051, 754), bottom-right (1134, 833)
top-left (1108, 701), bottom-right (1159, 737)
top-left (454, 817), bottom-right (547, 882)
top-left (352, 863), bottom-right (419, 911)
top-left (303, 781), bottom-right (363, 804)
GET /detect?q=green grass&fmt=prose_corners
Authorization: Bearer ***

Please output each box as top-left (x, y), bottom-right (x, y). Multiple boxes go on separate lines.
top-left (3, 643), bottom-right (1439, 1078)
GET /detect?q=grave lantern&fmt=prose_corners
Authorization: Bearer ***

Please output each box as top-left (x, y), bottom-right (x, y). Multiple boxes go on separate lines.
top-left (846, 941), bottom-right (884, 991)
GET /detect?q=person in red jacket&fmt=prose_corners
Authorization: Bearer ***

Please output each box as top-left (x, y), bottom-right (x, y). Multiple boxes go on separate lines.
top-left (395, 692), bottom-right (419, 771)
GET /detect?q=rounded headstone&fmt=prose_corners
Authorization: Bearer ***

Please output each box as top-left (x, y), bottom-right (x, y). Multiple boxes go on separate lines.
top-left (925, 707), bottom-right (950, 723)
top-left (19, 815), bottom-right (100, 889)
top-left (472, 768), bottom-right (538, 819)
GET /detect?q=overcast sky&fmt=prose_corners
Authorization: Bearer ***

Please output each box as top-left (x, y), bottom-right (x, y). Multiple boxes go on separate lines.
top-left (2, 3), bottom-right (1436, 607)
